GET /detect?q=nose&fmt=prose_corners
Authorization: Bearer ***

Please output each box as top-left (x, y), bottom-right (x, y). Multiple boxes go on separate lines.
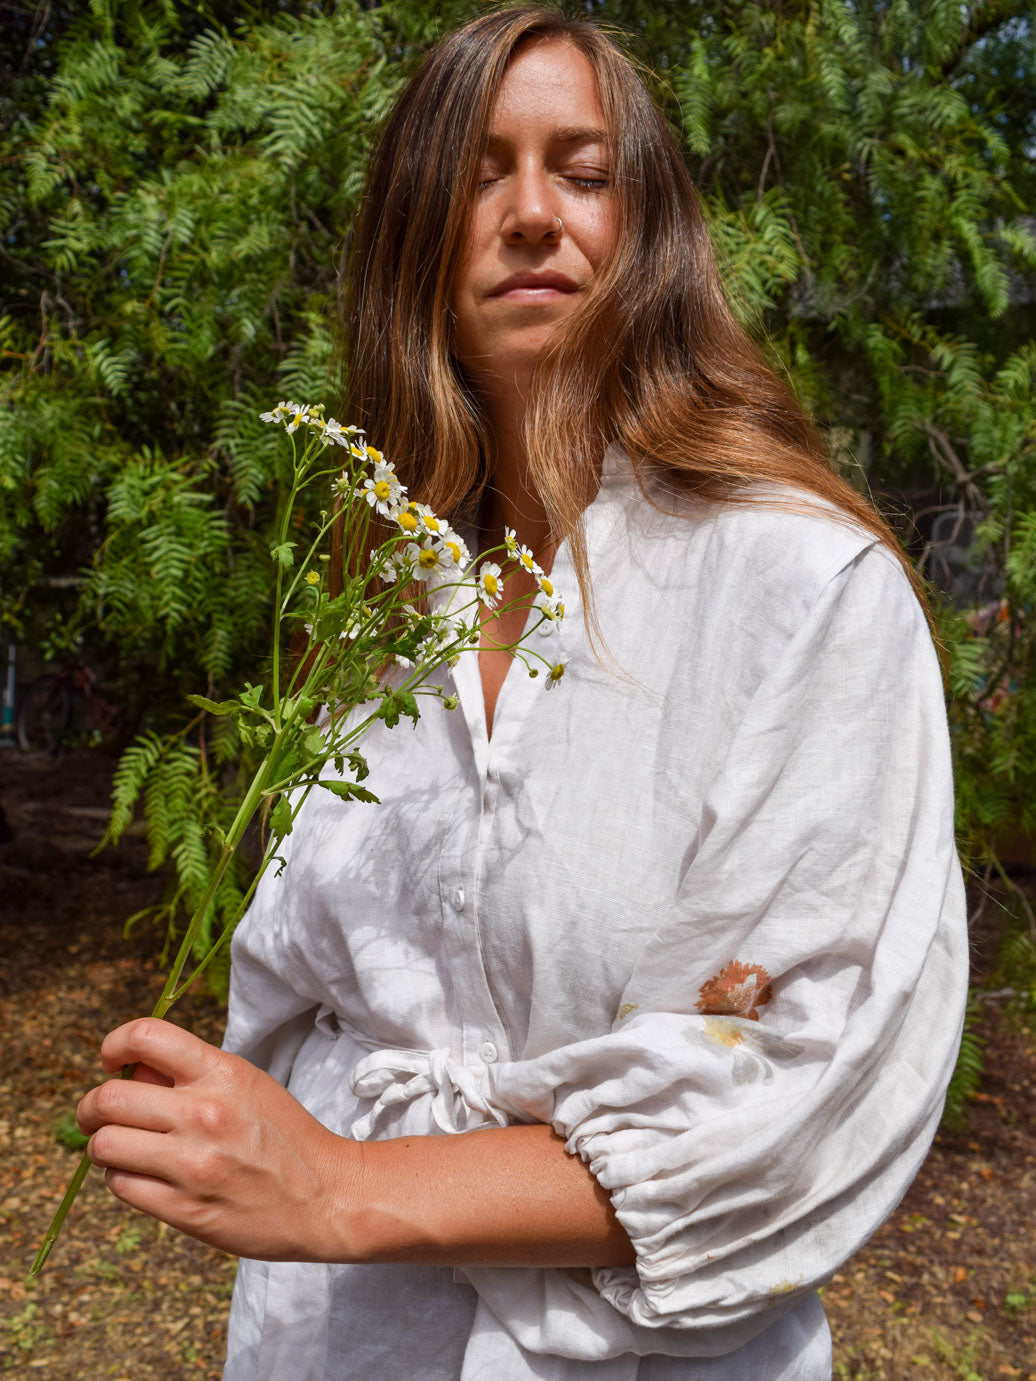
top-left (500, 166), bottom-right (560, 245)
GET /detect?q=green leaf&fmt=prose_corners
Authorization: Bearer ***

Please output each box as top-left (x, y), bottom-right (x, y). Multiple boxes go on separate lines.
top-left (301, 726), bottom-right (325, 757)
top-left (186, 694), bottom-right (237, 716)
top-left (377, 689), bottom-right (420, 729)
top-left (317, 780), bottom-right (380, 804)
top-left (270, 796), bottom-right (294, 839)
top-left (270, 541), bottom-right (297, 568)
top-left (240, 683), bottom-right (265, 710)
top-left (281, 694), bottom-right (316, 723)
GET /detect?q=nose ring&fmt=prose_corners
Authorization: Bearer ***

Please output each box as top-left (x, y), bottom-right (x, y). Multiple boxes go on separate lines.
top-left (551, 216), bottom-right (563, 239)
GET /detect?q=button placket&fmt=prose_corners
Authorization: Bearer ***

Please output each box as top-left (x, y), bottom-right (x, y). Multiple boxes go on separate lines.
top-left (433, 733), bottom-right (510, 1070)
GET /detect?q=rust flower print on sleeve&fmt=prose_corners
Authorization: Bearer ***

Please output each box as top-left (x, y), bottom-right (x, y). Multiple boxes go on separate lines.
top-left (687, 965), bottom-right (798, 1087)
top-left (696, 960), bottom-right (773, 1022)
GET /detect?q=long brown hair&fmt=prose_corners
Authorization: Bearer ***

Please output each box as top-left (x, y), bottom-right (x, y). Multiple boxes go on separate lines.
top-left (339, 5), bottom-right (927, 629)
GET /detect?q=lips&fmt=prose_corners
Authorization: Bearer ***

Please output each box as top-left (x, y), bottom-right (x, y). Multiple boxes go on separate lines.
top-left (489, 270), bottom-right (579, 297)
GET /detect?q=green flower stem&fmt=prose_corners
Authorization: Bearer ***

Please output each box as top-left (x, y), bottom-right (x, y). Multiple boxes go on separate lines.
top-left (153, 750), bottom-right (276, 1013)
top-left (278, 505), bottom-right (337, 617)
top-left (28, 744), bottom-right (283, 1278)
top-left (170, 779), bottom-right (316, 1005)
top-left (28, 1152), bottom-right (92, 1277)
top-left (271, 441), bottom-right (301, 713)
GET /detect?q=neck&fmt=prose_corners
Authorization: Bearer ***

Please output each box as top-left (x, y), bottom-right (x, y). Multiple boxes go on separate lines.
top-left (476, 369), bottom-right (553, 559)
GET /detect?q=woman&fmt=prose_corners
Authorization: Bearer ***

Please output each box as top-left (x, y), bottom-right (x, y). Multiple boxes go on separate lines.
top-left (78, 9), bottom-right (968, 1378)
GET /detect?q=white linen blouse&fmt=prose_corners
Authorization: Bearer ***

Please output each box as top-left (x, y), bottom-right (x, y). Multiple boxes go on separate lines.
top-left (221, 452), bottom-right (968, 1380)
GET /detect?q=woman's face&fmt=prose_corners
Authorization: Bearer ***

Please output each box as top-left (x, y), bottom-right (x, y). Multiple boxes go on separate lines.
top-left (451, 39), bottom-right (619, 388)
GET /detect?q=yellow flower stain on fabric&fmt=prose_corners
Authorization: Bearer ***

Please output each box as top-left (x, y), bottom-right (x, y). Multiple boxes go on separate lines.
top-left (767, 1278), bottom-right (804, 1307)
top-left (702, 1016), bottom-right (746, 1048)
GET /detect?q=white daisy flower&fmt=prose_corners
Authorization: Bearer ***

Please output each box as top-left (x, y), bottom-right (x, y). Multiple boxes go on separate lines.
top-left (362, 463), bottom-right (405, 516)
top-left (323, 418), bottom-right (359, 448)
top-left (405, 538), bottom-right (446, 582)
top-left (259, 400), bottom-right (290, 425)
top-left (410, 503), bottom-right (443, 537)
top-left (515, 542), bottom-right (541, 577)
top-left (536, 594), bottom-right (565, 630)
top-left (477, 562), bottom-right (503, 608)
top-left (545, 653), bottom-right (569, 690)
top-left (284, 401), bottom-right (310, 434)
top-left (438, 529), bottom-right (470, 569)
top-left (504, 526), bottom-right (518, 557)
top-left (394, 504), bottom-right (421, 536)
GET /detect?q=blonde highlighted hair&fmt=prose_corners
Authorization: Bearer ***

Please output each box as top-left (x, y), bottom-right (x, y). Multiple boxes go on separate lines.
top-left (339, 5), bottom-right (924, 621)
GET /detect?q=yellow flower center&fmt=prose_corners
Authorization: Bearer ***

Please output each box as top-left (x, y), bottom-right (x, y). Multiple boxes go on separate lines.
top-left (305, 571), bottom-right (320, 585)
top-left (548, 663), bottom-right (565, 682)
top-left (520, 552), bottom-right (535, 571)
top-left (483, 573), bottom-right (499, 596)
top-left (539, 577), bottom-right (553, 596)
top-left (374, 480), bottom-right (391, 500)
top-left (446, 541), bottom-right (462, 563)
top-left (423, 515), bottom-right (441, 532)
top-left (397, 511), bottom-right (418, 532)
top-left (418, 549), bottom-right (440, 569)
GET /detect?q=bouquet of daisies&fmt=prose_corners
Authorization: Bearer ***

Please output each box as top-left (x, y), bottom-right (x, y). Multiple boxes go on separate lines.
top-left (30, 400), bottom-right (565, 1275)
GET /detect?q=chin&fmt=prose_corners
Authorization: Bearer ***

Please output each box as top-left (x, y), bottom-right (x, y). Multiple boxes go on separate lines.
top-left (507, 326), bottom-right (568, 366)
top-left (459, 327), bottom-right (570, 387)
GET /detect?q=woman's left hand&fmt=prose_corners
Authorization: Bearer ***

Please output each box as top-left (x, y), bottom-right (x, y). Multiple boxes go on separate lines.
top-left (77, 1017), bottom-right (356, 1261)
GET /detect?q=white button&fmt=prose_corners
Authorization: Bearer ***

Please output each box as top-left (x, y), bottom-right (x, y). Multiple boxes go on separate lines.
top-left (478, 1041), bottom-right (497, 1064)
top-left (454, 887), bottom-right (465, 910)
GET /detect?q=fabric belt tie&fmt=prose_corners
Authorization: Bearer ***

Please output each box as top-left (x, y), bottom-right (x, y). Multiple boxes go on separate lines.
top-left (348, 1047), bottom-right (509, 1141)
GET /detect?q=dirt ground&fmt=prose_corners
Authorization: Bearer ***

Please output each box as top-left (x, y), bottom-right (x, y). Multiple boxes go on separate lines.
top-left (0, 749), bottom-right (1033, 1379)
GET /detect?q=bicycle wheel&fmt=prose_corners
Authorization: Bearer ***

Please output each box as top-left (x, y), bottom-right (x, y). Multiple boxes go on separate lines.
top-left (16, 675), bottom-right (72, 754)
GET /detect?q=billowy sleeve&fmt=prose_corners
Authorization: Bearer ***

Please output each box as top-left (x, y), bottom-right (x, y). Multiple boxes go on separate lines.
top-left (481, 542), bottom-right (968, 1354)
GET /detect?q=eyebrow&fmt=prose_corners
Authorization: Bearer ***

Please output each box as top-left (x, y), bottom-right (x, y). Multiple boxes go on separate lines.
top-left (484, 125), bottom-right (610, 151)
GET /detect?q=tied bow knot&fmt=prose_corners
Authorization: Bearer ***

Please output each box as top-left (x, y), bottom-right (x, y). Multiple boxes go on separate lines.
top-left (348, 1047), bottom-right (509, 1141)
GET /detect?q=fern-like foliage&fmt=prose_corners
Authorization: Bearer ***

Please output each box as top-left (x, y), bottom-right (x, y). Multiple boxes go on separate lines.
top-left (942, 995), bottom-right (986, 1132)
